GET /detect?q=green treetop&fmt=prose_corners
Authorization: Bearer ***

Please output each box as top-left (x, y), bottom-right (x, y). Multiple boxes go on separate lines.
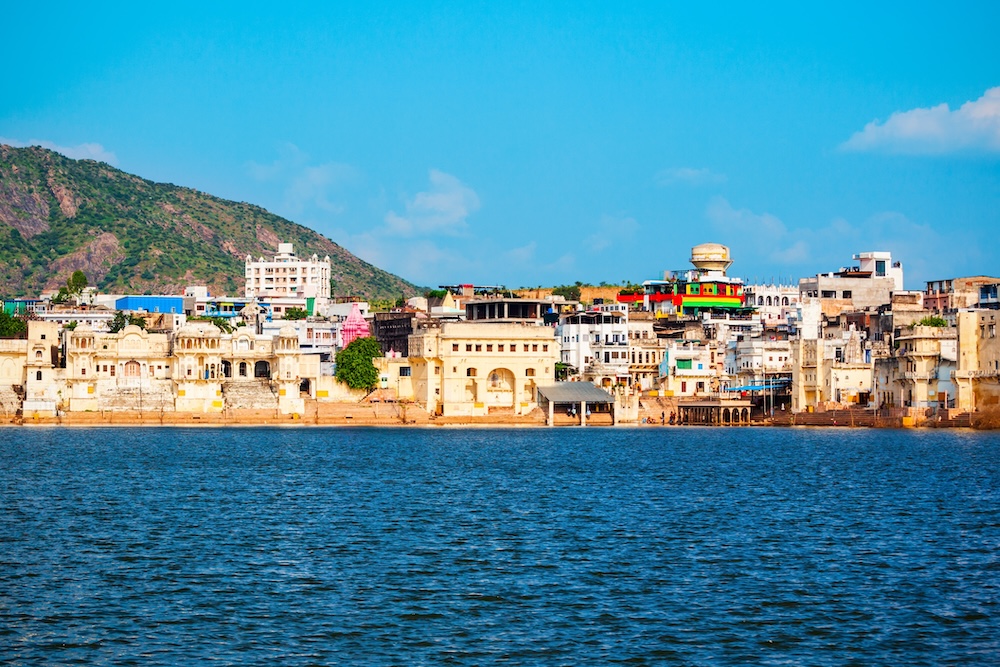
top-left (335, 336), bottom-right (382, 391)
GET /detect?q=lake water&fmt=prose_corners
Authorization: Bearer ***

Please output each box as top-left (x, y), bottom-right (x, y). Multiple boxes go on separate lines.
top-left (1, 426), bottom-right (998, 666)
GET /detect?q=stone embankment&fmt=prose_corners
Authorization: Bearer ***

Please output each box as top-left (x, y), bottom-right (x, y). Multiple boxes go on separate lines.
top-left (0, 400), bottom-right (988, 428)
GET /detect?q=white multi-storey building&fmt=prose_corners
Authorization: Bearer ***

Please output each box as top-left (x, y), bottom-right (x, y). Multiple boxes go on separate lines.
top-left (557, 306), bottom-right (630, 378)
top-left (245, 243), bottom-right (331, 299)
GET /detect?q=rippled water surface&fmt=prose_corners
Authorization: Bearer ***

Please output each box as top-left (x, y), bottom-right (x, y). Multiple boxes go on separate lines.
top-left (1, 427), bottom-right (998, 665)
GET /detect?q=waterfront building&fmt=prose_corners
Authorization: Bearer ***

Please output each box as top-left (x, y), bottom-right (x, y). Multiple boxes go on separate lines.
top-left (557, 307), bottom-right (629, 378)
top-left (882, 325), bottom-right (957, 410)
top-left (406, 318), bottom-right (559, 417)
top-left (626, 312), bottom-right (667, 391)
top-left (953, 310), bottom-right (1000, 413)
top-left (658, 340), bottom-right (720, 398)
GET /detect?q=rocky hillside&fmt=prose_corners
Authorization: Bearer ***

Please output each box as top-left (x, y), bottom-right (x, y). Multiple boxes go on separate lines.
top-left (0, 145), bottom-right (417, 299)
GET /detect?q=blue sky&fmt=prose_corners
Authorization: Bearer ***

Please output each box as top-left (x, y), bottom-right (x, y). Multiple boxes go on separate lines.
top-left (2, 2), bottom-right (998, 290)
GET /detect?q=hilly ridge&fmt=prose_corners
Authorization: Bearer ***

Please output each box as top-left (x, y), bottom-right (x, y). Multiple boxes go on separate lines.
top-left (0, 145), bottom-right (418, 300)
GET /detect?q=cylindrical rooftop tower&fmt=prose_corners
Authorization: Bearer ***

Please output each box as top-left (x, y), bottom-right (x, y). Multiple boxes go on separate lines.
top-left (690, 243), bottom-right (732, 274)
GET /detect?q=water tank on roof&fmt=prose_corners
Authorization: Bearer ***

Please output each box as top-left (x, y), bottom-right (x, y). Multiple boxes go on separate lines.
top-left (690, 243), bottom-right (733, 274)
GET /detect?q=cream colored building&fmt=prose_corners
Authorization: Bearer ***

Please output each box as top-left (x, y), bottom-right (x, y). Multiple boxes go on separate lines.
top-left (659, 341), bottom-right (721, 398)
top-left (954, 310), bottom-right (1000, 412)
top-left (6, 320), bottom-right (320, 417)
top-left (407, 320), bottom-right (559, 416)
top-left (886, 325), bottom-right (956, 410)
top-left (791, 327), bottom-right (873, 412)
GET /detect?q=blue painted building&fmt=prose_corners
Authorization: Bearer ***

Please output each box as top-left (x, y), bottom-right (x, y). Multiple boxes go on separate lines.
top-left (115, 296), bottom-right (185, 314)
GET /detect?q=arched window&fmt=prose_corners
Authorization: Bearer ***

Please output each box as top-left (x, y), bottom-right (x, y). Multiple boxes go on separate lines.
top-left (36, 370), bottom-right (42, 381)
top-left (35, 350), bottom-right (42, 360)
top-left (239, 362), bottom-right (247, 377)
top-left (782, 297), bottom-right (789, 306)
top-left (766, 296), bottom-right (773, 306)
top-left (758, 296), bottom-right (764, 306)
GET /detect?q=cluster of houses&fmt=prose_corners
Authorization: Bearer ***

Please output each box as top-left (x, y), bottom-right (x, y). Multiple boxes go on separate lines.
top-left (2, 241), bottom-right (1000, 425)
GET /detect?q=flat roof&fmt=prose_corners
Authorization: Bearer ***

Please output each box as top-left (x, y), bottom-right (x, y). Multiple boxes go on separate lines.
top-left (537, 383), bottom-right (615, 404)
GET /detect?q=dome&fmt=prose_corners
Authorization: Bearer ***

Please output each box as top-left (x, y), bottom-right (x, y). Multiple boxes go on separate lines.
top-left (177, 322), bottom-right (222, 337)
top-left (278, 325), bottom-right (298, 338)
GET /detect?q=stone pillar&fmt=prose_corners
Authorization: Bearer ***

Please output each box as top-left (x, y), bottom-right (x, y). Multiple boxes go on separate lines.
top-left (548, 399), bottom-right (554, 426)
top-left (580, 401), bottom-right (587, 426)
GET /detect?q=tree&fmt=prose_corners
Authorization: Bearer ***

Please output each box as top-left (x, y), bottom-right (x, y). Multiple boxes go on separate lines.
top-left (284, 306), bottom-right (308, 320)
top-left (108, 311), bottom-right (147, 333)
top-left (0, 311), bottom-right (28, 338)
top-left (52, 270), bottom-right (90, 305)
top-left (552, 284), bottom-right (582, 301)
top-left (917, 315), bottom-right (948, 328)
top-left (335, 336), bottom-right (382, 390)
top-left (67, 270), bottom-right (88, 297)
top-left (187, 315), bottom-right (233, 333)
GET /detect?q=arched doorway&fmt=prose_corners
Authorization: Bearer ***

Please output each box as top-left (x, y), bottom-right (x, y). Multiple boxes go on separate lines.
top-left (299, 378), bottom-right (311, 396)
top-left (124, 360), bottom-right (141, 377)
top-left (254, 360), bottom-right (270, 378)
top-left (485, 368), bottom-right (515, 407)
top-left (222, 360), bottom-right (232, 378)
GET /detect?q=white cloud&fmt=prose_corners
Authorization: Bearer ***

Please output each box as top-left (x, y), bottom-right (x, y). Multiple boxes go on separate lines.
top-left (384, 169), bottom-right (480, 236)
top-left (248, 143), bottom-right (357, 215)
top-left (0, 137), bottom-right (118, 165)
top-left (584, 214), bottom-right (639, 251)
top-left (707, 197), bottom-right (789, 240)
top-left (702, 196), bottom-right (983, 287)
top-left (842, 86), bottom-right (1000, 154)
top-left (505, 242), bottom-right (537, 264)
top-left (655, 167), bottom-right (726, 186)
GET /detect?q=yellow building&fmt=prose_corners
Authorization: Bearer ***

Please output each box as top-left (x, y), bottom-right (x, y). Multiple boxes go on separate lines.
top-left (954, 310), bottom-right (1000, 412)
top-left (407, 320), bottom-right (559, 416)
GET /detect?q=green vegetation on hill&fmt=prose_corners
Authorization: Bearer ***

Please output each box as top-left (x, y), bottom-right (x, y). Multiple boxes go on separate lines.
top-left (0, 145), bottom-right (418, 300)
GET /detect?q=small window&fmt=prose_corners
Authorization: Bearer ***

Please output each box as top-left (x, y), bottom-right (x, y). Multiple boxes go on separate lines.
top-left (434, 366), bottom-right (440, 375)
top-left (399, 367), bottom-right (411, 377)
top-left (36, 371), bottom-right (42, 381)
top-left (466, 344), bottom-right (472, 352)
top-left (526, 368), bottom-right (535, 377)
top-left (453, 344), bottom-right (459, 352)
top-left (475, 344), bottom-right (482, 352)
top-left (111, 366), bottom-right (116, 377)
top-left (542, 344), bottom-right (548, 352)
top-left (842, 291), bottom-right (852, 299)
top-left (532, 344), bottom-right (538, 352)
top-left (486, 344), bottom-right (493, 352)
top-left (41, 334), bottom-right (46, 340)
top-left (81, 368), bottom-right (86, 376)
top-left (523, 344), bottom-right (529, 352)
top-left (467, 368), bottom-right (477, 377)
top-left (498, 344), bottom-right (505, 352)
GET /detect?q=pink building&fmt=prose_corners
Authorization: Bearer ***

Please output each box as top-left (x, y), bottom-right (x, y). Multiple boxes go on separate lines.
top-left (340, 303), bottom-right (370, 348)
